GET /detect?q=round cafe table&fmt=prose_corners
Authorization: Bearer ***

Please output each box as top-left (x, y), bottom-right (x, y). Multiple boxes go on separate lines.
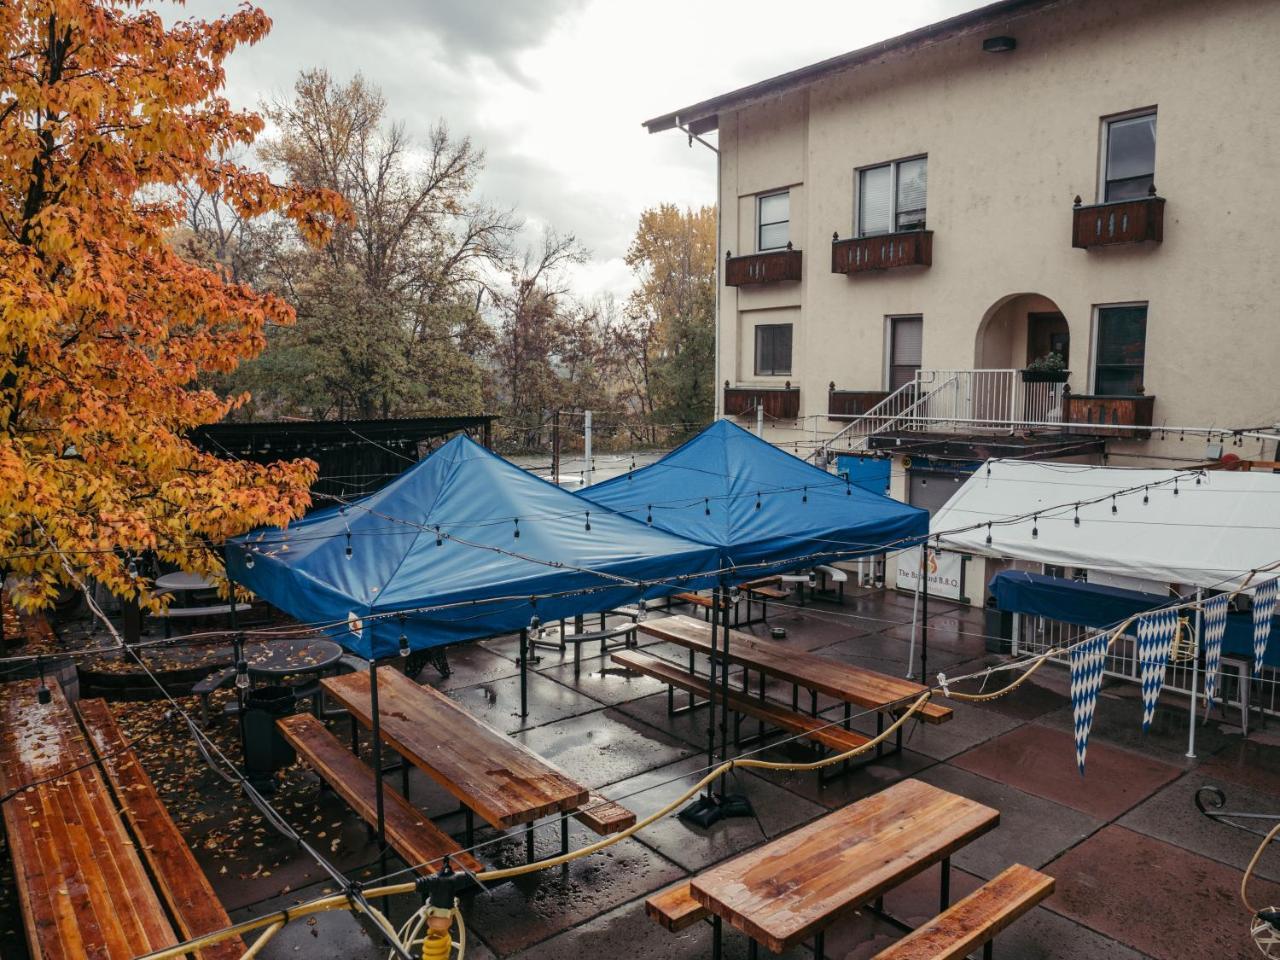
top-left (245, 636), bottom-right (344, 680)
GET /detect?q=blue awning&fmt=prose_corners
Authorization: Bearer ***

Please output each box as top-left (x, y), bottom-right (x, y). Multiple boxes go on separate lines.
top-left (579, 419), bottom-right (928, 577)
top-left (227, 435), bottom-right (721, 658)
top-left (990, 570), bottom-right (1280, 667)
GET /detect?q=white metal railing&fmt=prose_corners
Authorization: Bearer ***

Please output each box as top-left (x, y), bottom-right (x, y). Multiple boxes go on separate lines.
top-left (1013, 613), bottom-right (1279, 724)
top-left (821, 369), bottom-right (1067, 456)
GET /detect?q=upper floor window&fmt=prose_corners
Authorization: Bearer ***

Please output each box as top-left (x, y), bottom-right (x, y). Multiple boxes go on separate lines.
top-left (1102, 111), bottom-right (1156, 202)
top-left (859, 156), bottom-right (927, 236)
top-left (757, 192), bottom-right (790, 251)
top-left (1093, 303), bottom-right (1147, 395)
top-left (754, 323), bottom-right (792, 376)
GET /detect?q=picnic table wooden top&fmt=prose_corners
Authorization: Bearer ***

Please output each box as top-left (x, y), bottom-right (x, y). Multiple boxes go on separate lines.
top-left (690, 778), bottom-right (999, 952)
top-left (0, 679), bottom-right (178, 959)
top-left (322, 667), bottom-right (589, 829)
top-left (639, 614), bottom-right (952, 724)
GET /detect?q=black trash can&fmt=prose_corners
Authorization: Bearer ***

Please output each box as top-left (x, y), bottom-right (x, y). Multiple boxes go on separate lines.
top-left (242, 685), bottom-right (297, 783)
top-left (984, 596), bottom-right (1013, 654)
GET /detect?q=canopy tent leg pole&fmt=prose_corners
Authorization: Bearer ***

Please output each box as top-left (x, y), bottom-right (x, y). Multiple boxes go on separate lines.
top-left (680, 583), bottom-right (730, 828)
top-left (906, 551), bottom-right (922, 680)
top-left (519, 628), bottom-right (529, 719)
top-left (1187, 588), bottom-right (1202, 759)
top-left (715, 578), bottom-right (753, 820)
top-left (368, 657), bottom-right (387, 903)
top-left (920, 542), bottom-right (931, 686)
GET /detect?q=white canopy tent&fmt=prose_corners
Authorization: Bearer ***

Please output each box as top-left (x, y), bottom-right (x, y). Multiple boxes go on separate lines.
top-left (931, 459), bottom-right (1280, 593)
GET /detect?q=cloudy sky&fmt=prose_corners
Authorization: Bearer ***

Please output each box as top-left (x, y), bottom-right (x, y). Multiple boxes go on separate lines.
top-left (180, 0), bottom-right (980, 300)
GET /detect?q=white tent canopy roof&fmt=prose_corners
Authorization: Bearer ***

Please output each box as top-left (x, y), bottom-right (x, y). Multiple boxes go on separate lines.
top-left (931, 459), bottom-right (1280, 593)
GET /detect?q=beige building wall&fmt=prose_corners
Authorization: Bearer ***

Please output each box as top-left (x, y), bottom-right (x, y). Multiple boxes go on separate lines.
top-left (717, 0), bottom-right (1280, 460)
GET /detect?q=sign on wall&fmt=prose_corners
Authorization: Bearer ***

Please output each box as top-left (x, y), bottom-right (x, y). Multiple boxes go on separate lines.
top-left (896, 545), bottom-right (966, 601)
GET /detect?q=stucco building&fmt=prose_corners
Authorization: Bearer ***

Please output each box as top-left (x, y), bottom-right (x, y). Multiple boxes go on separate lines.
top-left (644, 0), bottom-right (1280, 520)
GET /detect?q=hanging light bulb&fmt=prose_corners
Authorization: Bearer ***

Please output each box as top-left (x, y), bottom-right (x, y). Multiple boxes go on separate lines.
top-left (846, 480), bottom-right (852, 496)
top-left (636, 599), bottom-right (648, 622)
top-left (513, 518), bottom-right (520, 539)
top-left (1173, 478), bottom-right (1180, 496)
top-left (36, 656), bottom-right (51, 705)
top-left (584, 511), bottom-right (591, 532)
top-left (1195, 472), bottom-right (1203, 486)
top-left (754, 492), bottom-right (762, 510)
top-left (807, 570), bottom-right (817, 588)
top-left (1032, 515), bottom-right (1039, 538)
top-left (235, 658), bottom-right (250, 689)
top-left (1143, 487), bottom-right (1149, 505)
top-left (985, 523), bottom-right (993, 545)
top-left (802, 486), bottom-right (808, 504)
top-left (344, 532), bottom-right (353, 559)
top-left (398, 614), bottom-right (410, 659)
top-left (244, 547), bottom-right (255, 570)
top-left (704, 498), bottom-right (711, 516)
top-left (1111, 495), bottom-right (1118, 515)
top-left (729, 585), bottom-right (741, 604)
top-left (646, 505), bottom-right (653, 525)
top-left (127, 556), bottom-right (139, 579)
top-left (1073, 504), bottom-right (1080, 527)
top-left (435, 525), bottom-right (443, 547)
top-left (528, 613), bottom-right (542, 640)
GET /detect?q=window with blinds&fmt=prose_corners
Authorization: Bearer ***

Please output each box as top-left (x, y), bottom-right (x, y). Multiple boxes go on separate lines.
top-left (858, 156), bottom-right (927, 236)
top-left (889, 316), bottom-right (923, 391)
top-left (754, 324), bottom-right (793, 376)
top-left (757, 191), bottom-right (790, 251)
top-left (1103, 112), bottom-right (1156, 202)
top-left (1093, 304), bottom-right (1147, 395)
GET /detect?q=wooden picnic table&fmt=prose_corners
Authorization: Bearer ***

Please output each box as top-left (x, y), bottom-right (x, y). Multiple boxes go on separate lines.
top-left (321, 667), bottom-right (589, 835)
top-left (0, 680), bottom-right (178, 959)
top-left (690, 778), bottom-right (999, 955)
top-left (639, 613), bottom-right (953, 724)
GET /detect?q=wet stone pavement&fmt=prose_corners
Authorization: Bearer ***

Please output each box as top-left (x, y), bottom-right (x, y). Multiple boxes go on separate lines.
top-left (7, 585), bottom-right (1280, 960)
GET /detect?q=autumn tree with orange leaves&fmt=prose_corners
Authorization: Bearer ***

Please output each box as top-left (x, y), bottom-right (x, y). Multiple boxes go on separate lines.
top-left (0, 1), bottom-right (347, 613)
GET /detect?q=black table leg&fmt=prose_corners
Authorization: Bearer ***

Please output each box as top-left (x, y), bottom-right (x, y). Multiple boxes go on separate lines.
top-left (941, 856), bottom-right (951, 909)
top-left (748, 940), bottom-right (758, 959)
top-left (814, 929), bottom-right (825, 959)
top-left (519, 628), bottom-right (529, 719)
top-left (561, 816), bottom-right (569, 856)
top-left (525, 821), bottom-right (535, 863)
top-left (984, 943), bottom-right (994, 960)
top-left (465, 807), bottom-right (474, 848)
top-left (712, 915), bottom-right (722, 960)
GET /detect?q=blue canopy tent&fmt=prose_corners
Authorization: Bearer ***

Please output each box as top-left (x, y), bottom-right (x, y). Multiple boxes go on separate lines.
top-left (990, 570), bottom-right (1280, 669)
top-left (226, 434), bottom-right (721, 661)
top-left (579, 419), bottom-right (927, 825)
top-left (579, 419), bottom-right (928, 576)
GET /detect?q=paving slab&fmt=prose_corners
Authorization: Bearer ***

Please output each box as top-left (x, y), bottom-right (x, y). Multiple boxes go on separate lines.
top-left (1198, 730), bottom-right (1280, 794)
top-left (914, 764), bottom-right (1102, 878)
top-left (953, 722), bottom-right (1182, 819)
top-left (435, 642), bottom-right (521, 692)
top-left (1045, 825), bottom-right (1280, 960)
top-left (970, 671), bottom-right (1069, 721)
top-left (847, 695), bottom-right (1021, 762)
top-left (601, 754), bottom-right (827, 872)
top-left (742, 737), bottom-right (936, 810)
top-left (538, 657), bottom-right (670, 706)
top-left (1119, 770), bottom-right (1280, 882)
top-left (459, 822), bottom-right (685, 957)
top-left (445, 670), bottom-right (601, 733)
top-left (513, 707), bottom-right (694, 790)
top-left (508, 894), bottom-right (809, 960)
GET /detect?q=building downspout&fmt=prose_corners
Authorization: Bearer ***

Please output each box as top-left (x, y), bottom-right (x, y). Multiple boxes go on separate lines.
top-left (676, 119), bottom-right (722, 420)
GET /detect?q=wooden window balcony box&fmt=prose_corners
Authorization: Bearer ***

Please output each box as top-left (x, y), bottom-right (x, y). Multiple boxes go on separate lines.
top-left (831, 230), bottom-right (932, 274)
top-left (723, 381), bottom-right (800, 420)
top-left (724, 247), bottom-right (802, 286)
top-left (828, 385), bottom-right (889, 419)
top-left (1065, 393), bottom-right (1155, 439)
top-left (1072, 195), bottom-right (1165, 248)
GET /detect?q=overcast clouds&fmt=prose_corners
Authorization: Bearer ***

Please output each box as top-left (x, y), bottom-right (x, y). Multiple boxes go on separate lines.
top-left (179, 0), bottom-right (980, 300)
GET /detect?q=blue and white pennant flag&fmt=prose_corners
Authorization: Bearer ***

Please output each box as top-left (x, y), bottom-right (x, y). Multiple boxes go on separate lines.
top-left (1069, 634), bottom-right (1108, 775)
top-left (1136, 609), bottom-right (1178, 731)
top-left (1202, 593), bottom-right (1230, 707)
top-left (1253, 578), bottom-right (1278, 675)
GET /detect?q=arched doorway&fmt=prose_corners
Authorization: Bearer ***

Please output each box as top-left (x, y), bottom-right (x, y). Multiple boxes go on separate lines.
top-left (974, 293), bottom-right (1071, 372)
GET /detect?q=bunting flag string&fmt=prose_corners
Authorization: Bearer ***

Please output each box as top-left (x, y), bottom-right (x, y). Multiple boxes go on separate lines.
top-left (1252, 578), bottom-right (1278, 676)
top-left (1137, 608), bottom-right (1178, 731)
top-left (1070, 633), bottom-right (1108, 775)
top-left (1202, 593), bottom-right (1230, 707)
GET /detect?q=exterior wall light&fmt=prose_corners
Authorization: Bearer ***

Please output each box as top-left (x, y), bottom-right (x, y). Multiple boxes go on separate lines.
top-left (983, 35), bottom-right (1016, 53)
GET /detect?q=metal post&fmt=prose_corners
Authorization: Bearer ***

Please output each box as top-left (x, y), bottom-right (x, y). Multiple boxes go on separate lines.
top-left (368, 658), bottom-right (386, 850)
top-left (551, 410), bottom-right (560, 485)
top-left (583, 410), bottom-right (593, 487)
top-left (1187, 588), bottom-right (1202, 759)
top-left (920, 542), bottom-right (931, 685)
top-left (519, 628), bottom-right (529, 719)
top-left (706, 590), bottom-right (719, 769)
top-left (718, 583), bottom-right (730, 778)
top-left (906, 551), bottom-right (922, 679)
top-left (756, 403), bottom-right (763, 437)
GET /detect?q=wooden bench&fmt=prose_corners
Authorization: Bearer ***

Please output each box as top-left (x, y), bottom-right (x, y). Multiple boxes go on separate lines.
top-left (573, 791), bottom-right (636, 835)
top-left (613, 650), bottom-right (870, 755)
top-left (153, 602), bottom-right (252, 637)
top-left (277, 713), bottom-right (482, 876)
top-left (646, 881), bottom-right (709, 932)
top-left (674, 592), bottom-right (728, 621)
top-left (77, 699), bottom-right (246, 960)
top-left (0, 680), bottom-right (177, 959)
top-left (870, 864), bottom-right (1054, 960)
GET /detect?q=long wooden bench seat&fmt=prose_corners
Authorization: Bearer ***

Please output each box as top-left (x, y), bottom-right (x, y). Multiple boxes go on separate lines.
top-left (646, 881), bottom-right (709, 932)
top-left (674, 592), bottom-right (728, 611)
top-left (870, 864), bottom-right (1054, 960)
top-left (612, 650), bottom-right (871, 754)
top-left (277, 713), bottom-right (482, 875)
top-left (745, 584), bottom-right (789, 600)
top-left (77, 699), bottom-right (246, 960)
top-left (573, 791), bottom-right (636, 835)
